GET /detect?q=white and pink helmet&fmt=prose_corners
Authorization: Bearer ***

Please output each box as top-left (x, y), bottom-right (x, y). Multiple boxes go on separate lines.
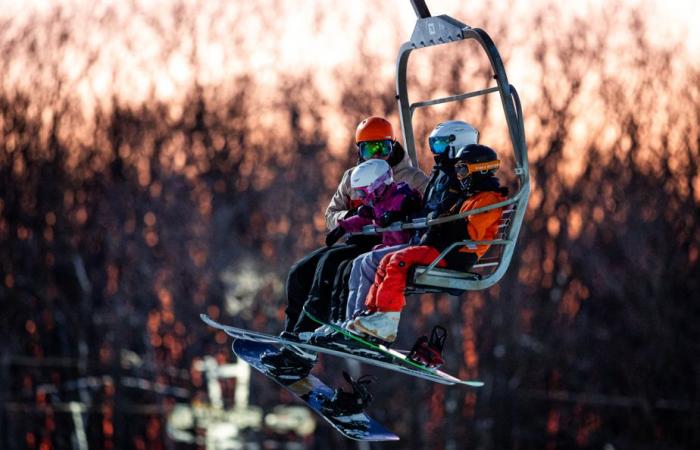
top-left (350, 159), bottom-right (393, 201)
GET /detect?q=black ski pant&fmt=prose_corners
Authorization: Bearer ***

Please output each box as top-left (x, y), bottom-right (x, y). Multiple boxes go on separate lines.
top-left (330, 258), bottom-right (354, 323)
top-left (284, 236), bottom-right (378, 334)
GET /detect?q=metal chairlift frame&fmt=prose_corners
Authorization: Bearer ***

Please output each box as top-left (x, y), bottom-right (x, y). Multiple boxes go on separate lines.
top-left (359, 0), bottom-right (530, 292)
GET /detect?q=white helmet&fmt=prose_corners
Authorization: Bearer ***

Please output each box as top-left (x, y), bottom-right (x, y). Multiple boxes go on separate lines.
top-left (428, 120), bottom-right (479, 158)
top-left (350, 159), bottom-right (393, 200)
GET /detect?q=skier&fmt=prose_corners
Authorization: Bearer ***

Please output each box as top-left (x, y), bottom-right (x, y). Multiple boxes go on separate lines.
top-left (310, 121), bottom-right (480, 344)
top-left (260, 116), bottom-right (428, 378)
top-left (347, 144), bottom-right (508, 343)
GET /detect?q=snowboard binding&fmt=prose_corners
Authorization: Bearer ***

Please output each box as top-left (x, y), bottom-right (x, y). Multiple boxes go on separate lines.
top-left (320, 371), bottom-right (376, 416)
top-left (407, 325), bottom-right (447, 368)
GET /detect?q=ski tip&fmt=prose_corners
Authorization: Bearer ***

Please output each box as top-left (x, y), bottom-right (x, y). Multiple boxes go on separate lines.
top-left (199, 313), bottom-right (209, 321)
top-left (463, 380), bottom-right (485, 388)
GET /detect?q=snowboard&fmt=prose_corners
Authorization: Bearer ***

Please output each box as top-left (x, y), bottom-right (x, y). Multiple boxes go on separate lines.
top-left (232, 338), bottom-right (399, 441)
top-left (201, 314), bottom-right (483, 387)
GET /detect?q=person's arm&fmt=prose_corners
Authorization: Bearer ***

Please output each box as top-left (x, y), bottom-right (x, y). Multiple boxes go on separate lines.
top-left (324, 169), bottom-right (355, 230)
top-left (339, 215), bottom-right (373, 232)
top-left (377, 189), bottom-right (422, 227)
top-left (464, 194), bottom-right (504, 240)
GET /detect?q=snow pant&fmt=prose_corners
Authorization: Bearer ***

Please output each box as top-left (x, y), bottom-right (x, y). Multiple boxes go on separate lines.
top-left (345, 244), bottom-right (410, 320)
top-left (329, 258), bottom-right (353, 323)
top-left (365, 245), bottom-right (447, 312)
top-left (284, 236), bottom-right (379, 333)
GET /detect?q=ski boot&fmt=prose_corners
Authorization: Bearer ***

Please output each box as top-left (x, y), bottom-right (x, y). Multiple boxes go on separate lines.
top-left (407, 325), bottom-right (447, 369)
top-left (320, 371), bottom-right (376, 418)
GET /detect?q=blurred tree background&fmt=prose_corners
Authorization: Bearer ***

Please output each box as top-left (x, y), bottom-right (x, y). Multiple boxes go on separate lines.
top-left (0, 0), bottom-right (698, 449)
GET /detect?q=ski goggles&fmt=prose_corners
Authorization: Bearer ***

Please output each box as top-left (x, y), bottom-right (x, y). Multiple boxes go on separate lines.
top-left (454, 160), bottom-right (501, 179)
top-left (428, 135), bottom-right (456, 154)
top-left (354, 171), bottom-right (392, 200)
top-left (358, 140), bottom-right (393, 160)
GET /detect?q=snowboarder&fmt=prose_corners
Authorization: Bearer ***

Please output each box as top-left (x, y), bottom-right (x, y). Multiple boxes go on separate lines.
top-left (260, 116), bottom-right (428, 378)
top-left (348, 144), bottom-right (508, 343)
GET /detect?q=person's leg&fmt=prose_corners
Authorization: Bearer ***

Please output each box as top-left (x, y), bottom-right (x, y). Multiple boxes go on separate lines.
top-left (329, 258), bottom-right (352, 323)
top-left (262, 246), bottom-right (334, 374)
top-left (336, 259), bottom-right (354, 322)
top-left (350, 246), bottom-right (445, 342)
top-left (283, 246), bottom-right (330, 333)
top-left (345, 245), bottom-right (406, 320)
top-left (293, 244), bottom-right (366, 332)
top-left (344, 254), bottom-right (369, 321)
top-left (373, 246), bottom-right (446, 312)
top-left (363, 252), bottom-right (393, 312)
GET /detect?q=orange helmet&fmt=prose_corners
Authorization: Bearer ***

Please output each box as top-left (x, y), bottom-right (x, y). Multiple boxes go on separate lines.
top-left (355, 116), bottom-right (395, 144)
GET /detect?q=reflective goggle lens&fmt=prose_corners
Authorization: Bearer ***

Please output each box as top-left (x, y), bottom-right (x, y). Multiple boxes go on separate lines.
top-left (429, 135), bottom-right (455, 154)
top-left (359, 140), bottom-right (393, 160)
top-left (355, 187), bottom-right (369, 198)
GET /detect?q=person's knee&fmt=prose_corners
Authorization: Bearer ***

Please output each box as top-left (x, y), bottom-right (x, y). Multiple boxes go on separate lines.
top-left (387, 254), bottom-right (410, 274)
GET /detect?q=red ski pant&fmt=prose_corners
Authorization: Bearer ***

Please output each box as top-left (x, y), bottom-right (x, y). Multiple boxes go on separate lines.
top-left (364, 245), bottom-right (447, 312)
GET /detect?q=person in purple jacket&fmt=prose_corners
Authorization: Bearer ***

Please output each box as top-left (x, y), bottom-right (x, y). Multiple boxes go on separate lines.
top-left (301, 158), bottom-right (421, 340)
top-left (326, 158), bottom-right (421, 249)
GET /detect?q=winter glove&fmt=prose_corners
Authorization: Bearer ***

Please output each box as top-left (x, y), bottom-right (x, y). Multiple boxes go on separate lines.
top-left (378, 211), bottom-right (404, 227)
top-left (357, 205), bottom-right (374, 219)
top-left (399, 194), bottom-right (422, 216)
top-left (325, 226), bottom-right (346, 247)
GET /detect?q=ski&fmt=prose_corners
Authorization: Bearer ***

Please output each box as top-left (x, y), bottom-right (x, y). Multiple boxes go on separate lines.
top-left (201, 314), bottom-right (484, 387)
top-left (232, 338), bottom-right (399, 441)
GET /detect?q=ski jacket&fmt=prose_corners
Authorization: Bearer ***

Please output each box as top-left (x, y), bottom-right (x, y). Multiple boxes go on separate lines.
top-left (421, 157), bottom-right (462, 217)
top-left (420, 181), bottom-right (507, 268)
top-left (324, 144), bottom-right (429, 230)
top-left (338, 182), bottom-right (421, 248)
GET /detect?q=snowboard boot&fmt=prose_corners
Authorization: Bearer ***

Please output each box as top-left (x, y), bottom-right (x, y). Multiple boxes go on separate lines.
top-left (260, 344), bottom-right (317, 382)
top-left (407, 325), bottom-right (447, 368)
top-left (298, 323), bottom-right (335, 343)
top-left (306, 323), bottom-right (338, 343)
top-left (320, 371), bottom-right (376, 417)
top-left (309, 325), bottom-right (393, 361)
top-left (348, 311), bottom-right (400, 344)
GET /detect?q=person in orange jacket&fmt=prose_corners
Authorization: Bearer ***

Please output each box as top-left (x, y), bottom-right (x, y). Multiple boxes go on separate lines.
top-left (347, 144), bottom-right (508, 343)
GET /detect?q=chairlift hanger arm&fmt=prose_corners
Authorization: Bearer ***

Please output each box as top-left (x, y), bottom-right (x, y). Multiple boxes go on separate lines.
top-left (411, 0), bottom-right (431, 19)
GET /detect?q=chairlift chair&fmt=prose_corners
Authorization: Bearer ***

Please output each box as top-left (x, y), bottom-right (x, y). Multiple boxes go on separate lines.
top-left (360, 0), bottom-right (530, 293)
